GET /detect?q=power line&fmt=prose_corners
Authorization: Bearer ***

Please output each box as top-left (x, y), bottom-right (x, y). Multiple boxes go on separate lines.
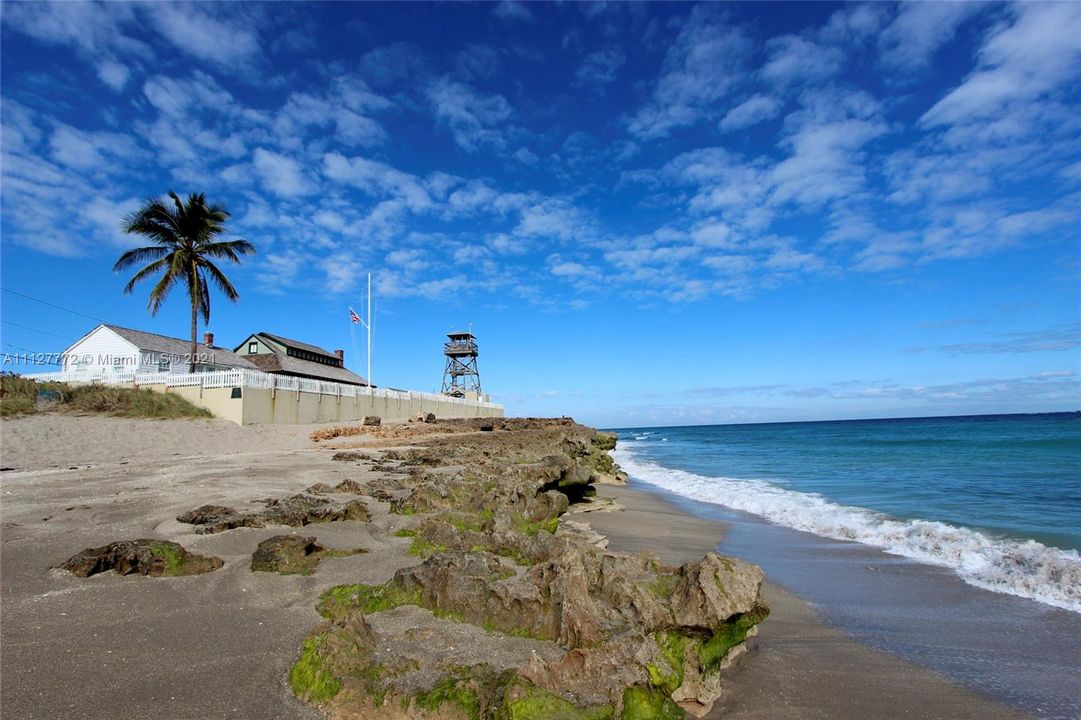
top-left (1, 341), bottom-right (62, 365)
top-left (0, 320), bottom-right (74, 341)
top-left (0, 287), bottom-right (106, 322)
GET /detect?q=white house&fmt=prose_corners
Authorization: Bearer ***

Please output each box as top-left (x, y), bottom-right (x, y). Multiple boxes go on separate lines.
top-left (62, 324), bottom-right (259, 376)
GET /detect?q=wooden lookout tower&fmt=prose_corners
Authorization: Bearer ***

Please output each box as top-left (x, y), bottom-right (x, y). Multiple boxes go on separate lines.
top-left (441, 331), bottom-right (481, 398)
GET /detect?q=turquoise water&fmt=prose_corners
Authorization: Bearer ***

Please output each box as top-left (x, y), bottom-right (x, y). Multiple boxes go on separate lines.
top-left (611, 412), bottom-right (1081, 611)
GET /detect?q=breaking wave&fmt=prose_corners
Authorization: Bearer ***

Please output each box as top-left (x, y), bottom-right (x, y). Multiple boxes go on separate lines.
top-left (612, 444), bottom-right (1081, 613)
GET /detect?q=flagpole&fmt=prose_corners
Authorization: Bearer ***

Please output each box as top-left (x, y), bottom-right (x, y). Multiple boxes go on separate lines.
top-left (367, 273), bottom-right (372, 391)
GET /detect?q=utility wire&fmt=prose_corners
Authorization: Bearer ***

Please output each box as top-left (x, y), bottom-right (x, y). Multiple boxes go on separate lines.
top-left (1, 341), bottom-right (62, 365)
top-left (0, 287), bottom-right (106, 322)
top-left (0, 320), bottom-right (74, 341)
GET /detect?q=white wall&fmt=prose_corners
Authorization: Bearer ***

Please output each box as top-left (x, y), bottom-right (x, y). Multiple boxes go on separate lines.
top-left (63, 326), bottom-right (144, 375)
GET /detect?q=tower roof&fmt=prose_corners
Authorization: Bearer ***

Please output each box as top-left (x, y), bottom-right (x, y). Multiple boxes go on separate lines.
top-left (447, 331), bottom-right (475, 339)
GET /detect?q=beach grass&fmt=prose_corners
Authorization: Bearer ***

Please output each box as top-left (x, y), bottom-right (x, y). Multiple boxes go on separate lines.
top-left (0, 374), bottom-right (213, 419)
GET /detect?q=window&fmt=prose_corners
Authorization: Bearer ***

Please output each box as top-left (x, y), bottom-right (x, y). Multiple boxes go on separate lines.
top-left (248, 342), bottom-right (258, 354)
top-left (158, 358), bottom-right (170, 373)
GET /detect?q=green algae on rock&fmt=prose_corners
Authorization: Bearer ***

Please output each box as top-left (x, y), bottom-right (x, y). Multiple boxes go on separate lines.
top-left (621, 686), bottom-right (685, 720)
top-left (290, 633), bottom-right (342, 703)
top-left (317, 582), bottom-right (422, 619)
top-left (249, 535), bottom-right (367, 575)
top-left (177, 493), bottom-right (369, 534)
top-left (290, 419), bottom-right (766, 719)
top-left (58, 539), bottom-right (223, 578)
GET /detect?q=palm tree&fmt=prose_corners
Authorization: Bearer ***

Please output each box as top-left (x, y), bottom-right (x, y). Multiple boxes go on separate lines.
top-left (115, 192), bottom-right (255, 373)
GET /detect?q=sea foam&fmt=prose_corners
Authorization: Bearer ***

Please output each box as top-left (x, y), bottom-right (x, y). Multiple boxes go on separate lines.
top-left (613, 444), bottom-right (1081, 613)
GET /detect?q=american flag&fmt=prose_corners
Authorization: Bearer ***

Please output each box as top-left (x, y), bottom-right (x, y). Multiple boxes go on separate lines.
top-left (349, 309), bottom-right (361, 324)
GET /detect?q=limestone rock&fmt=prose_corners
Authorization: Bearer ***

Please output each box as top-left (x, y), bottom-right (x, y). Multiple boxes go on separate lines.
top-left (59, 539), bottom-right (223, 577)
top-left (251, 535), bottom-right (325, 574)
top-left (334, 479), bottom-right (365, 494)
top-left (288, 417), bottom-right (768, 718)
top-left (178, 494), bottom-right (369, 534)
top-left (670, 553), bottom-right (764, 633)
top-left (260, 494), bottom-right (370, 527)
top-left (175, 504), bottom-right (263, 533)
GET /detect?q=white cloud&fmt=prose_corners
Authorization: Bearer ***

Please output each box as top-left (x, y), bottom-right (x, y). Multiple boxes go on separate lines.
top-left (787, 372), bottom-right (1079, 406)
top-left (770, 90), bottom-right (888, 208)
top-left (386, 248), bottom-right (429, 271)
top-left (427, 78), bottom-right (513, 152)
top-left (492, 1), bottom-right (533, 23)
top-left (628, 6), bottom-right (752, 138)
top-left (1, 2), bottom-right (147, 58)
top-left (148, 3), bottom-right (263, 71)
top-left (313, 209), bottom-right (347, 232)
top-left (719, 94), bottom-right (782, 131)
top-left (761, 35), bottom-right (843, 86)
top-left (703, 254), bottom-right (755, 275)
top-left (516, 199), bottom-right (585, 240)
top-left (922, 3), bottom-right (1081, 128)
top-left (252, 147), bottom-right (316, 197)
top-left (1061, 160), bottom-right (1081, 181)
top-left (885, 149), bottom-right (995, 204)
top-left (879, 2), bottom-right (983, 73)
top-left (323, 152), bottom-right (433, 212)
top-left (817, 3), bottom-right (889, 45)
top-left (48, 124), bottom-right (138, 171)
top-left (512, 147), bottom-right (540, 165)
top-left (1, 107), bottom-right (144, 257)
top-left (142, 73), bottom-right (235, 118)
top-left (320, 254), bottom-right (361, 293)
top-left (763, 247), bottom-right (825, 273)
top-left (575, 46), bottom-right (626, 88)
top-left (334, 109), bottom-right (387, 148)
top-left (690, 220), bottom-right (736, 249)
top-left (96, 60), bottom-right (131, 91)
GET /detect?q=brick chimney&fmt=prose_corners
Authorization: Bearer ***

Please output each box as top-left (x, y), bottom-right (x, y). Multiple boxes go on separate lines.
top-left (334, 349), bottom-right (344, 364)
top-left (203, 332), bottom-right (214, 347)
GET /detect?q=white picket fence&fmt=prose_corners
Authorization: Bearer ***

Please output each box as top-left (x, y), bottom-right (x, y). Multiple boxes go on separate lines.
top-left (23, 368), bottom-right (502, 410)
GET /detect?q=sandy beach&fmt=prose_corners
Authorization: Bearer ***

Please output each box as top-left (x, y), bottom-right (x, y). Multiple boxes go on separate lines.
top-left (0, 415), bottom-right (1029, 719)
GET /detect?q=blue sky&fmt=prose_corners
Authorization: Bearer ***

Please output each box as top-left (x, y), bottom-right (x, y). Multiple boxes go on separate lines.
top-left (1, 1), bottom-right (1078, 428)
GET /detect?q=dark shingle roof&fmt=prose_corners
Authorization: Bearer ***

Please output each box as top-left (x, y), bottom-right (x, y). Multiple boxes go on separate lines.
top-left (245, 353), bottom-right (368, 386)
top-left (104, 325), bottom-right (259, 370)
top-left (256, 332), bottom-right (338, 359)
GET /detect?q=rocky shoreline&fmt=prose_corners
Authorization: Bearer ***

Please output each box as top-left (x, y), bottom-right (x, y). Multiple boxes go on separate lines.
top-left (290, 418), bottom-right (768, 719)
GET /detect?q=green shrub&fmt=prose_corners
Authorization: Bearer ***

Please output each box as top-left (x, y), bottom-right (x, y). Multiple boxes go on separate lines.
top-left (0, 374), bottom-right (212, 419)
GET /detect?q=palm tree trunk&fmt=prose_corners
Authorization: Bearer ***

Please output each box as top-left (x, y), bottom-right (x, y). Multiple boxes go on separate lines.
top-left (189, 294), bottom-right (198, 374)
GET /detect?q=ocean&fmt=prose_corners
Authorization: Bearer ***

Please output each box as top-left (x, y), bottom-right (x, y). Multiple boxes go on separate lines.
top-left (611, 412), bottom-right (1081, 719)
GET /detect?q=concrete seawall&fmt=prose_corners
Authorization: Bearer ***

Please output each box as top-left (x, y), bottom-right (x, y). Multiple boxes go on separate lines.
top-left (161, 384), bottom-right (502, 425)
top-left (23, 368), bottom-right (504, 425)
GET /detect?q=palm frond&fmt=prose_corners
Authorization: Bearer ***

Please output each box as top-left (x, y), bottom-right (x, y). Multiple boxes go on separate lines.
top-left (123, 197), bottom-right (182, 241)
top-left (122, 255), bottom-right (173, 294)
top-left (146, 260), bottom-right (184, 316)
top-left (199, 258), bottom-right (241, 301)
top-left (197, 270), bottom-right (211, 323)
top-left (113, 245), bottom-right (171, 272)
top-left (199, 239), bottom-right (256, 263)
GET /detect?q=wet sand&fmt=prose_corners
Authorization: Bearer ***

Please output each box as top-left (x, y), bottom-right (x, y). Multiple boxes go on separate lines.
top-left (585, 484), bottom-right (1030, 720)
top-left (0, 415), bottom-right (1031, 719)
